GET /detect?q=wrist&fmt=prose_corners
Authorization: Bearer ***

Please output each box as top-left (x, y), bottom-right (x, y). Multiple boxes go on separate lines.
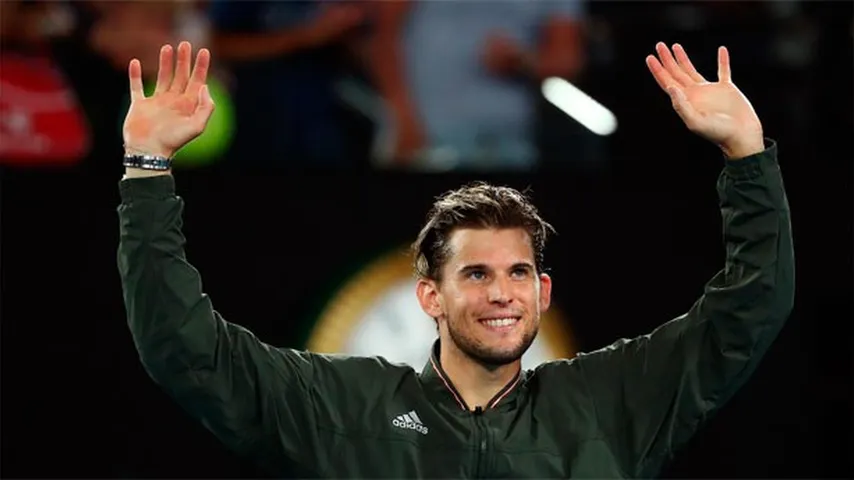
top-left (721, 135), bottom-right (765, 160)
top-left (124, 143), bottom-right (175, 159)
top-left (123, 168), bottom-right (171, 179)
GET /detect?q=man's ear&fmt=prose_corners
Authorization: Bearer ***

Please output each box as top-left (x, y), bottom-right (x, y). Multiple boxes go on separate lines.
top-left (538, 272), bottom-right (552, 313)
top-left (416, 278), bottom-right (443, 318)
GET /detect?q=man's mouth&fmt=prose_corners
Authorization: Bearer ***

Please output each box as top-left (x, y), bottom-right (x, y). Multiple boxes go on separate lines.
top-left (479, 317), bottom-right (521, 330)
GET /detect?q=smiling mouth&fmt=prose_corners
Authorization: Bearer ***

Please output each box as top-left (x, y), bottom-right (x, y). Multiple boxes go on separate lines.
top-left (479, 317), bottom-right (521, 329)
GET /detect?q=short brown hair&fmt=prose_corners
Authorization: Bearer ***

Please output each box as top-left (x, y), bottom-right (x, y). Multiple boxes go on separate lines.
top-left (412, 182), bottom-right (555, 281)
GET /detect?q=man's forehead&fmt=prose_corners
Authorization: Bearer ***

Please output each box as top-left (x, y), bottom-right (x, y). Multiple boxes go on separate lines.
top-left (446, 227), bottom-right (535, 263)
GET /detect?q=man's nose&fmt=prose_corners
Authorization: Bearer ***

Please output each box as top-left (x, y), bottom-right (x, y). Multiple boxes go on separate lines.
top-left (487, 277), bottom-right (512, 304)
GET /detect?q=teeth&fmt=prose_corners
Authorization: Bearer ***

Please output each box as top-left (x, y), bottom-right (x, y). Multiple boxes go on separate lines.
top-left (484, 318), bottom-right (518, 327)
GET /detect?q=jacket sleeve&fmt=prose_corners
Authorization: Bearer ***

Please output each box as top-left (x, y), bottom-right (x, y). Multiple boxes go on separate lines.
top-left (116, 175), bottom-right (324, 475)
top-left (575, 140), bottom-right (795, 477)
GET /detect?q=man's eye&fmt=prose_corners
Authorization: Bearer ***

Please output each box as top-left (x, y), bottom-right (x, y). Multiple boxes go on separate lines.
top-left (469, 271), bottom-right (486, 280)
top-left (512, 269), bottom-right (528, 278)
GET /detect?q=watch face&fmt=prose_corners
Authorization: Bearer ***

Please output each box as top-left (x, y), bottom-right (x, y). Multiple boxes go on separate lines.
top-left (306, 246), bottom-right (576, 370)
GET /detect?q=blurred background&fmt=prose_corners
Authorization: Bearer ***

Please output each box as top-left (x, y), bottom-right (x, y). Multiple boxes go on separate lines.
top-left (1, 0), bottom-right (852, 478)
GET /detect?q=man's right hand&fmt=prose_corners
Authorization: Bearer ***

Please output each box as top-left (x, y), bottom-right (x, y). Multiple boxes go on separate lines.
top-left (123, 41), bottom-right (215, 167)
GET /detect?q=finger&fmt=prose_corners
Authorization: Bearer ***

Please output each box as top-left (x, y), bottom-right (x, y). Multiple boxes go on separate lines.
top-left (169, 41), bottom-right (192, 93)
top-left (646, 55), bottom-right (678, 92)
top-left (672, 44), bottom-right (706, 83)
top-left (192, 84), bottom-right (216, 131)
top-left (185, 48), bottom-right (211, 97)
top-left (718, 46), bottom-right (731, 82)
top-left (154, 44), bottom-right (173, 94)
top-left (656, 42), bottom-right (694, 87)
top-left (667, 86), bottom-right (702, 131)
top-left (128, 59), bottom-right (144, 102)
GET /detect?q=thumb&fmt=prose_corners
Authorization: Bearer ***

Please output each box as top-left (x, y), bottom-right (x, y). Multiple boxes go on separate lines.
top-left (193, 84), bottom-right (216, 129)
top-left (667, 86), bottom-right (700, 130)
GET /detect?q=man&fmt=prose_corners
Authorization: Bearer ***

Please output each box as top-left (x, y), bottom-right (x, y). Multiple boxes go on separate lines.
top-left (205, 0), bottom-right (366, 167)
top-left (368, 0), bottom-right (586, 171)
top-left (118, 41), bottom-right (794, 477)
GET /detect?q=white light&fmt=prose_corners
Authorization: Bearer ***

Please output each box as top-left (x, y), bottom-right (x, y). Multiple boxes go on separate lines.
top-left (541, 77), bottom-right (618, 136)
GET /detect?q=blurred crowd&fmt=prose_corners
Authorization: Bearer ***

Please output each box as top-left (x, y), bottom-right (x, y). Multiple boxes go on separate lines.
top-left (0, 0), bottom-right (844, 175)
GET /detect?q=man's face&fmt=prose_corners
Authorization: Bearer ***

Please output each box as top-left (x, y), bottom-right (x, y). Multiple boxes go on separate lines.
top-left (417, 228), bottom-right (552, 367)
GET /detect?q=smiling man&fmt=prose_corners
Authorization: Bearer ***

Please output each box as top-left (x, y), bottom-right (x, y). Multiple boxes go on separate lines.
top-left (117, 41), bottom-right (794, 477)
top-left (411, 184), bottom-right (554, 411)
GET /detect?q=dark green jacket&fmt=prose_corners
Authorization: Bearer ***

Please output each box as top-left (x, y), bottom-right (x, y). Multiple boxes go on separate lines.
top-left (117, 141), bottom-right (794, 478)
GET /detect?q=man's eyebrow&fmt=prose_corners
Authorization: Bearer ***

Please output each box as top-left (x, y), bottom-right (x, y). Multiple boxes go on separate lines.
top-left (458, 263), bottom-right (489, 274)
top-left (510, 262), bottom-right (536, 271)
top-left (457, 262), bottom-right (535, 273)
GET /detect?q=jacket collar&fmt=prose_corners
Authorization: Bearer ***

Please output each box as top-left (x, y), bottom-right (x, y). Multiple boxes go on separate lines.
top-left (419, 339), bottom-right (525, 413)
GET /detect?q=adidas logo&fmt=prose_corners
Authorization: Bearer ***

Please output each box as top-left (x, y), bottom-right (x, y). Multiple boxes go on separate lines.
top-left (392, 410), bottom-right (429, 435)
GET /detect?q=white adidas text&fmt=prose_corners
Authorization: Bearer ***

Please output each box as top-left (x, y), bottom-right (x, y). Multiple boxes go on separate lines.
top-left (392, 411), bottom-right (429, 435)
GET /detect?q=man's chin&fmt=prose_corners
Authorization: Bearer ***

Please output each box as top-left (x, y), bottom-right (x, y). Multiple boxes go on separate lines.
top-left (469, 344), bottom-right (528, 369)
top-left (447, 323), bottom-right (538, 369)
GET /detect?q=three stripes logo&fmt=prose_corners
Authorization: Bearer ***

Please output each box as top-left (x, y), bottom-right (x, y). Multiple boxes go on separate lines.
top-left (392, 410), bottom-right (429, 435)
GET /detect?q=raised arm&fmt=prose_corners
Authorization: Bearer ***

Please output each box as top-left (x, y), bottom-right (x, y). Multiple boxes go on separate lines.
top-left (575, 43), bottom-right (794, 476)
top-left (369, 0), bottom-right (425, 163)
top-left (118, 42), bottom-right (323, 475)
top-left (208, 2), bottom-right (365, 62)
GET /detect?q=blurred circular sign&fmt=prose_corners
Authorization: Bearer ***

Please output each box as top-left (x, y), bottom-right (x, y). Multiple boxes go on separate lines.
top-left (306, 246), bottom-right (576, 370)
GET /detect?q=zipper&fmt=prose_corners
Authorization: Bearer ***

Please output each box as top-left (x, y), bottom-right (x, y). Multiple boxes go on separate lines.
top-left (472, 406), bottom-right (487, 477)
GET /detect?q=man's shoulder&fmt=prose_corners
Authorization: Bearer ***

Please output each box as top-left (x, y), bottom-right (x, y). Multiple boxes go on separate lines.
top-left (288, 349), bottom-right (418, 379)
top-left (286, 351), bottom-right (424, 427)
top-left (527, 339), bottom-right (637, 379)
top-left (528, 356), bottom-right (582, 377)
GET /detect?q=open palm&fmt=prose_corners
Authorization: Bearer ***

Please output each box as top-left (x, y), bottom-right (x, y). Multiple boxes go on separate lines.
top-left (123, 42), bottom-right (214, 158)
top-left (647, 43), bottom-right (764, 159)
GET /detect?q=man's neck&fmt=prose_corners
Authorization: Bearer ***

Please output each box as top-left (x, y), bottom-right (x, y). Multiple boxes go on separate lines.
top-left (439, 341), bottom-right (520, 411)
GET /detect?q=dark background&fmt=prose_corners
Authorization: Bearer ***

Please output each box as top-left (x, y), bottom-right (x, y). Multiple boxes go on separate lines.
top-left (2, 1), bottom-right (852, 478)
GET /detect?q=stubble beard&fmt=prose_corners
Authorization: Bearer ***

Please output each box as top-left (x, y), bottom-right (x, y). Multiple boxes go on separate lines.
top-left (447, 317), bottom-right (540, 369)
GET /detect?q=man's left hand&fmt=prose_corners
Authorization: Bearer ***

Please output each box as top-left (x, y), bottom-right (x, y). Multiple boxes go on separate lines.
top-left (647, 42), bottom-right (764, 160)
